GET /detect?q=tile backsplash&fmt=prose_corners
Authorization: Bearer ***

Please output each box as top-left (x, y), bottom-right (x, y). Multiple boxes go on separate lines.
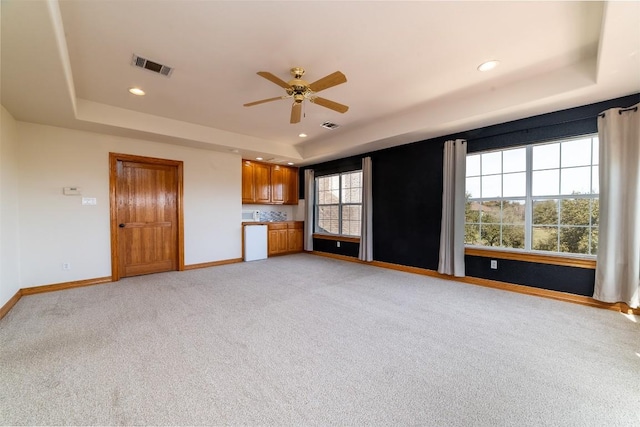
top-left (260, 211), bottom-right (287, 222)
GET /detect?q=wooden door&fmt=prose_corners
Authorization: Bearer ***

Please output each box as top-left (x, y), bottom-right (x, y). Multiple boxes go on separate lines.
top-left (287, 229), bottom-right (297, 252)
top-left (278, 229), bottom-right (289, 252)
top-left (241, 160), bottom-right (256, 203)
top-left (271, 165), bottom-right (285, 204)
top-left (293, 228), bottom-right (304, 251)
top-left (110, 153), bottom-right (183, 279)
top-left (283, 166), bottom-right (299, 205)
top-left (288, 222), bottom-right (304, 252)
top-left (268, 229), bottom-right (280, 255)
top-left (254, 163), bottom-right (271, 203)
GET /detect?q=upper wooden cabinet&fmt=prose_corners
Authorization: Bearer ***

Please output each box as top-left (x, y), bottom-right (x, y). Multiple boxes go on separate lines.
top-left (241, 161), bottom-right (256, 202)
top-left (271, 165), bottom-right (285, 204)
top-left (242, 159), bottom-right (299, 205)
top-left (254, 162), bottom-right (271, 204)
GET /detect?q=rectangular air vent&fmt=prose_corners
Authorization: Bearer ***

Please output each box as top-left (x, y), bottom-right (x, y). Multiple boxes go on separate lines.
top-left (131, 54), bottom-right (173, 77)
top-left (321, 121), bottom-right (340, 130)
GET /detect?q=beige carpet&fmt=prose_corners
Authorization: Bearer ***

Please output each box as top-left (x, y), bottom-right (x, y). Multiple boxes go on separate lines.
top-left (1, 254), bottom-right (639, 426)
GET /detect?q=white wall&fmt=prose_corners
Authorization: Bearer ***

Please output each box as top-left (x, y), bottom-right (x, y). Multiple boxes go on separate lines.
top-left (0, 106), bottom-right (22, 307)
top-left (17, 122), bottom-right (241, 288)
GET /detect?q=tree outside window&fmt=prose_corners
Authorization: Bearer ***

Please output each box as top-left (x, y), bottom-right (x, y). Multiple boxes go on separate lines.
top-left (465, 135), bottom-right (599, 255)
top-left (316, 171), bottom-right (362, 237)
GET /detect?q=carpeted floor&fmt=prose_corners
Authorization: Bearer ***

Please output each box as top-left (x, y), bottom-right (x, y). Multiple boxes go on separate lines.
top-left (1, 254), bottom-right (639, 426)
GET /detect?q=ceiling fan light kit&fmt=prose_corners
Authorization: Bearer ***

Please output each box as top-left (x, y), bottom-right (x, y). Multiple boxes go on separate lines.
top-left (244, 67), bottom-right (349, 124)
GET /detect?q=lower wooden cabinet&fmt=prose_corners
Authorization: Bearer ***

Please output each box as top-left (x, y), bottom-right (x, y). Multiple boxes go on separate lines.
top-left (288, 225), bottom-right (303, 252)
top-left (268, 221), bottom-right (303, 256)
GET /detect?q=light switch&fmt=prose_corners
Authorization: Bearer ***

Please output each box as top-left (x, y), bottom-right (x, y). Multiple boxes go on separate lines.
top-left (82, 197), bottom-right (97, 206)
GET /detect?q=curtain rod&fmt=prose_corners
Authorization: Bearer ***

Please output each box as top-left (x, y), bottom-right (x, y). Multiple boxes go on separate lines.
top-left (598, 105), bottom-right (638, 118)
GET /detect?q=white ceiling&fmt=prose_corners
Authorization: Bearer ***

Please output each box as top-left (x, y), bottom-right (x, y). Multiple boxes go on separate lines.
top-left (2, 1), bottom-right (639, 166)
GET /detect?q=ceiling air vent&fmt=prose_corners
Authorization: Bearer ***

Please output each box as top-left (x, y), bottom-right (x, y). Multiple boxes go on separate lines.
top-left (321, 121), bottom-right (340, 130)
top-left (131, 54), bottom-right (173, 77)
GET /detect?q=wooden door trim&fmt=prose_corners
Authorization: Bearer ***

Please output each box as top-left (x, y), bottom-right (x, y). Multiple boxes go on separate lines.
top-left (109, 152), bottom-right (185, 281)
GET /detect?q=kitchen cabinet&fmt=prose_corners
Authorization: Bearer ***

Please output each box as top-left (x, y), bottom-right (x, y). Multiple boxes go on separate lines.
top-left (271, 165), bottom-right (285, 204)
top-left (254, 163), bottom-right (271, 204)
top-left (267, 223), bottom-right (288, 256)
top-left (241, 160), bottom-right (255, 203)
top-left (242, 159), bottom-right (298, 205)
top-left (267, 221), bottom-right (304, 256)
top-left (288, 222), bottom-right (304, 252)
top-left (283, 166), bottom-right (299, 205)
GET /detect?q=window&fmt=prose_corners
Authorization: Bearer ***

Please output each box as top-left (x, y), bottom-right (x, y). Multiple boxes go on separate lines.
top-left (465, 135), bottom-right (599, 255)
top-left (316, 170), bottom-right (363, 237)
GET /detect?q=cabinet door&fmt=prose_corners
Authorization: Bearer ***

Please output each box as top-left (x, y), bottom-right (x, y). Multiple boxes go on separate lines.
top-left (254, 163), bottom-right (271, 204)
top-left (271, 165), bottom-right (285, 204)
top-left (282, 167), bottom-right (299, 205)
top-left (287, 229), bottom-right (297, 252)
top-left (294, 228), bottom-right (303, 251)
top-left (241, 161), bottom-right (256, 203)
top-left (278, 229), bottom-right (289, 252)
top-left (268, 229), bottom-right (280, 255)
top-left (288, 228), bottom-right (304, 252)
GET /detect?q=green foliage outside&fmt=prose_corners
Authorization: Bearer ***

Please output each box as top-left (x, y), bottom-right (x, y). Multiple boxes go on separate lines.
top-left (465, 194), bottom-right (598, 255)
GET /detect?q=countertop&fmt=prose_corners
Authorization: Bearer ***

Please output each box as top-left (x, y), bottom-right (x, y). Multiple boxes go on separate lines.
top-left (242, 220), bottom-right (303, 226)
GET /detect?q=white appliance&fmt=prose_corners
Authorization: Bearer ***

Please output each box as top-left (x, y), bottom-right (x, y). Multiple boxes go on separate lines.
top-left (242, 210), bottom-right (260, 222)
top-left (244, 224), bottom-right (268, 261)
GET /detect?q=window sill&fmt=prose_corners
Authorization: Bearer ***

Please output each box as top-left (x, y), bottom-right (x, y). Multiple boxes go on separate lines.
top-left (464, 247), bottom-right (596, 269)
top-left (313, 233), bottom-right (361, 243)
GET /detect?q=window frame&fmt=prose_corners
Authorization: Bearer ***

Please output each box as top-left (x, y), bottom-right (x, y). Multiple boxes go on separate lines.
top-left (465, 134), bottom-right (599, 260)
top-left (314, 170), bottom-right (363, 238)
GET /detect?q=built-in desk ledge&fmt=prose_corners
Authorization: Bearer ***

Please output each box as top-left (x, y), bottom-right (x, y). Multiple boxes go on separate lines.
top-left (313, 233), bottom-right (360, 244)
top-left (464, 247), bottom-right (596, 269)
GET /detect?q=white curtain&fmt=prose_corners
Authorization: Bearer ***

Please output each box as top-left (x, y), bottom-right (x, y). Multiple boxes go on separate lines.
top-left (359, 157), bottom-right (373, 261)
top-left (594, 104), bottom-right (640, 308)
top-left (303, 169), bottom-right (315, 251)
top-left (438, 139), bottom-right (467, 277)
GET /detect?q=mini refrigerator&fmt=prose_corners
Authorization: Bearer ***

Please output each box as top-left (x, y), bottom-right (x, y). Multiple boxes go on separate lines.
top-left (244, 224), bottom-right (268, 261)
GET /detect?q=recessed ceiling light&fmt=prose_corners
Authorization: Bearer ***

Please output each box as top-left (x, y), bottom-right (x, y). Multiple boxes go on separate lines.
top-left (229, 149), bottom-right (239, 153)
top-left (287, 162), bottom-right (295, 165)
top-left (256, 157), bottom-right (263, 161)
top-left (477, 60), bottom-right (499, 72)
top-left (128, 87), bottom-right (145, 96)
top-left (298, 133), bottom-right (307, 138)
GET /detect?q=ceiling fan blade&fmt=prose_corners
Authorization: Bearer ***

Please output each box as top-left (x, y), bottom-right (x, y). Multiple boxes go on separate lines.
top-left (311, 97), bottom-right (349, 114)
top-left (308, 71), bottom-right (347, 93)
top-left (290, 102), bottom-right (302, 124)
top-left (257, 71), bottom-right (291, 89)
top-left (243, 96), bottom-right (286, 107)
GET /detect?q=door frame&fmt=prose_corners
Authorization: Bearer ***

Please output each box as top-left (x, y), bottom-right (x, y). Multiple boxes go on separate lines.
top-left (109, 152), bottom-right (185, 281)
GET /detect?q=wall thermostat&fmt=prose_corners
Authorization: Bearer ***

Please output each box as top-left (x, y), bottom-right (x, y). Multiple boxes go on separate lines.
top-left (63, 187), bottom-right (82, 195)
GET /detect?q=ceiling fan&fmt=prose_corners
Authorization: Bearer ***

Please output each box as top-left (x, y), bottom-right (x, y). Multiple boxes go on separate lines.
top-left (244, 67), bottom-right (348, 124)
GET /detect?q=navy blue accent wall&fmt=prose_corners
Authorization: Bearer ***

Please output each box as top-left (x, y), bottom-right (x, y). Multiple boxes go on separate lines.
top-left (370, 140), bottom-right (444, 270)
top-left (465, 256), bottom-right (596, 296)
top-left (301, 93), bottom-right (639, 296)
top-left (313, 238), bottom-right (359, 258)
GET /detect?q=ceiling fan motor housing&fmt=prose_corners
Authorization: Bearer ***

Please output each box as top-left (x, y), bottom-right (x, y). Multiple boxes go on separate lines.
top-left (244, 67), bottom-right (348, 123)
top-left (289, 67), bottom-right (311, 98)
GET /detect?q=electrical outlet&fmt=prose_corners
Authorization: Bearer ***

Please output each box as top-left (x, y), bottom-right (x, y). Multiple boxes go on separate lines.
top-left (490, 260), bottom-right (498, 270)
top-left (62, 263), bottom-right (71, 270)
top-left (337, 241), bottom-right (341, 248)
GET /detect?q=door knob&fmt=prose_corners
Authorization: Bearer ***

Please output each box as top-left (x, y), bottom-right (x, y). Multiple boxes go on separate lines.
top-left (119, 223), bottom-right (126, 228)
